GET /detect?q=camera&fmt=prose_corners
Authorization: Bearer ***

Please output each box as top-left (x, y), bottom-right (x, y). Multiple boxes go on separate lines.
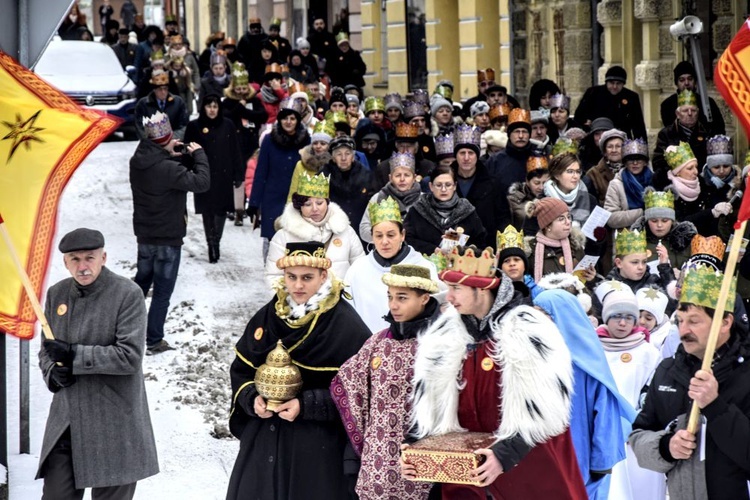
top-left (173, 143), bottom-right (186, 154)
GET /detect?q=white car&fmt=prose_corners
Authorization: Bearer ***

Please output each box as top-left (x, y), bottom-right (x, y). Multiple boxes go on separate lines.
top-left (34, 40), bottom-right (137, 134)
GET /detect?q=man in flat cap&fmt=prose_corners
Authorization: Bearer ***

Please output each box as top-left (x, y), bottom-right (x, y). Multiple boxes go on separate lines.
top-left (37, 228), bottom-right (158, 500)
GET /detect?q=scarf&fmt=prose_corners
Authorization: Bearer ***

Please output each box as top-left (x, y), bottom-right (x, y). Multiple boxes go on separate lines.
top-left (169, 46), bottom-right (187, 58)
top-left (261, 85), bottom-right (280, 104)
top-left (544, 179), bottom-right (577, 204)
top-left (373, 242), bottom-right (410, 267)
top-left (212, 73), bottom-right (229, 85)
top-left (377, 182), bottom-right (422, 214)
top-left (620, 168), bottom-right (653, 209)
top-left (544, 180), bottom-right (592, 225)
top-left (533, 232), bottom-right (573, 283)
top-left (429, 192), bottom-right (460, 220)
top-left (702, 164), bottom-right (737, 189)
top-left (668, 170), bottom-right (700, 202)
top-left (596, 325), bottom-right (650, 351)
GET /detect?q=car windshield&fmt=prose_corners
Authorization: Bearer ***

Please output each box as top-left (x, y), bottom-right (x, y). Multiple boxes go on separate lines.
top-left (35, 41), bottom-right (123, 77)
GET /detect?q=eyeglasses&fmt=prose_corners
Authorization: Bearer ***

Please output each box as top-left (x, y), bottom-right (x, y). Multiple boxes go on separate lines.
top-left (610, 313), bottom-right (637, 323)
top-left (564, 169), bottom-right (582, 176)
top-left (433, 183), bottom-right (455, 190)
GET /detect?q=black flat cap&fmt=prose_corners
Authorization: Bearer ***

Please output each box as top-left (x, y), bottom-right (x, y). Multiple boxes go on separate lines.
top-left (58, 228), bottom-right (105, 253)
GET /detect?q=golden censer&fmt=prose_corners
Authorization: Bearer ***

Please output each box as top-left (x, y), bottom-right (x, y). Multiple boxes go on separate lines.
top-left (254, 340), bottom-right (303, 411)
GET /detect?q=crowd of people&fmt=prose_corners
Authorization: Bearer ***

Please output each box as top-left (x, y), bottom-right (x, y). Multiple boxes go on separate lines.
top-left (38, 10), bottom-right (750, 500)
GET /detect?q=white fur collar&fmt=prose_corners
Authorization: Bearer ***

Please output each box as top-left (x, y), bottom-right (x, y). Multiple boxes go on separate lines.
top-left (285, 279), bottom-right (333, 319)
top-left (280, 202), bottom-right (351, 241)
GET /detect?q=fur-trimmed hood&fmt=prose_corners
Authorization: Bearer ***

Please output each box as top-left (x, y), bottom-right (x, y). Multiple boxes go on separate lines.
top-left (271, 123), bottom-right (310, 150)
top-left (298, 145), bottom-right (331, 174)
top-left (507, 181), bottom-right (535, 203)
top-left (279, 200), bottom-right (351, 240)
top-left (630, 216), bottom-right (697, 252)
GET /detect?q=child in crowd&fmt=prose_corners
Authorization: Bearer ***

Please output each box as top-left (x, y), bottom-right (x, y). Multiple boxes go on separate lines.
top-left (636, 286), bottom-right (671, 351)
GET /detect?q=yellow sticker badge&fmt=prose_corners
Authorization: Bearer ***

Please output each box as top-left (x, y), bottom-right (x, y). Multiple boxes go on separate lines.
top-left (254, 327), bottom-right (263, 340)
top-left (56, 304), bottom-right (67, 316)
top-left (620, 353), bottom-right (632, 363)
top-left (333, 238), bottom-right (342, 247)
top-left (481, 357), bottom-right (494, 371)
top-left (371, 356), bottom-right (382, 370)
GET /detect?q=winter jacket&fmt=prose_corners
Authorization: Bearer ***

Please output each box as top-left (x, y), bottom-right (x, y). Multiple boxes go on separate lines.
top-left (198, 75), bottom-right (229, 107)
top-left (629, 328), bottom-right (750, 500)
top-left (652, 120), bottom-right (709, 190)
top-left (660, 92), bottom-right (725, 136)
top-left (222, 90), bottom-right (268, 161)
top-left (630, 216), bottom-right (696, 272)
top-left (266, 202), bottom-right (364, 288)
top-left (286, 146), bottom-right (332, 203)
top-left (249, 124), bottom-right (311, 239)
top-left (328, 48), bottom-right (367, 88)
top-left (604, 169), bottom-right (647, 229)
top-left (323, 160), bottom-right (377, 235)
top-left (403, 195), bottom-right (487, 255)
top-left (134, 91), bottom-right (189, 141)
top-left (574, 85), bottom-right (647, 142)
top-left (456, 160), bottom-right (505, 244)
top-left (486, 142), bottom-right (533, 229)
top-left (506, 182), bottom-right (541, 236)
top-left (668, 176), bottom-right (718, 237)
top-left (584, 158), bottom-right (619, 207)
top-left (526, 228), bottom-right (586, 280)
top-left (129, 139), bottom-right (210, 245)
top-left (244, 155), bottom-right (258, 199)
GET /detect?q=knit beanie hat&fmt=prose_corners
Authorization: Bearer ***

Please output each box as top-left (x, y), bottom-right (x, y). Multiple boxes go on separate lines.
top-left (346, 94), bottom-right (360, 107)
top-left (673, 61), bottom-right (696, 84)
top-left (599, 287), bottom-right (639, 323)
top-left (605, 66), bottom-right (627, 83)
top-left (636, 287), bottom-right (669, 326)
top-left (295, 37), bottom-right (310, 50)
top-left (329, 135), bottom-right (356, 153)
top-left (430, 96), bottom-right (453, 116)
top-left (470, 101), bottom-right (490, 118)
top-left (483, 130), bottom-right (507, 149)
top-left (499, 247), bottom-right (529, 272)
top-left (526, 197), bottom-right (569, 229)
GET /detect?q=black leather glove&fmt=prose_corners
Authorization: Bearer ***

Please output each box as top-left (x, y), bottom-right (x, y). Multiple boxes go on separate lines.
top-left (43, 339), bottom-right (76, 365)
top-left (48, 365), bottom-right (75, 391)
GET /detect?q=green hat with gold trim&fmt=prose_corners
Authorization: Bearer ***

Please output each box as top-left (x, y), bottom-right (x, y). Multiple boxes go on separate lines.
top-left (680, 264), bottom-right (736, 311)
top-left (296, 172), bottom-right (329, 198)
top-left (382, 264), bottom-right (439, 293)
top-left (231, 61), bottom-right (249, 86)
top-left (312, 120), bottom-right (335, 143)
top-left (364, 96), bottom-right (386, 115)
top-left (643, 187), bottom-right (675, 221)
top-left (368, 196), bottom-right (402, 227)
top-left (336, 32), bottom-right (350, 46)
top-left (615, 228), bottom-right (649, 257)
top-left (665, 141), bottom-right (697, 172)
top-left (677, 90), bottom-right (698, 108)
top-left (325, 110), bottom-right (348, 124)
top-left (551, 137), bottom-right (578, 157)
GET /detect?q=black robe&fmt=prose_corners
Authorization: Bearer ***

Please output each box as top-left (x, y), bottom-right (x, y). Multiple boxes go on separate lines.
top-left (227, 283), bottom-right (370, 500)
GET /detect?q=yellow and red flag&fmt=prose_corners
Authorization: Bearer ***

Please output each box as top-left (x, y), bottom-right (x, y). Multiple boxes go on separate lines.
top-left (0, 51), bottom-right (120, 339)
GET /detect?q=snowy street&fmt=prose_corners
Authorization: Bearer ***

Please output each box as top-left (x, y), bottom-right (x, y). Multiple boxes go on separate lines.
top-left (5, 139), bottom-right (270, 499)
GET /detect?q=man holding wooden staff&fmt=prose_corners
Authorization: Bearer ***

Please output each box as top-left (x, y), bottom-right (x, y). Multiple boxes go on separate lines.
top-left (629, 264), bottom-right (750, 499)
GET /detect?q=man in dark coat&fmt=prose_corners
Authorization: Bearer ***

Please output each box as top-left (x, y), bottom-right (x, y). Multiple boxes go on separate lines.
top-left (133, 26), bottom-right (163, 86)
top-left (461, 68), bottom-right (495, 120)
top-left (37, 228), bottom-right (158, 499)
top-left (328, 33), bottom-right (366, 89)
top-left (307, 17), bottom-right (337, 66)
top-left (237, 18), bottom-right (267, 74)
top-left (112, 28), bottom-right (138, 71)
top-left (575, 66), bottom-right (648, 141)
top-left (134, 71), bottom-right (189, 141)
top-left (130, 112), bottom-right (210, 352)
top-left (227, 241), bottom-right (370, 500)
top-left (267, 17), bottom-right (291, 62)
top-left (652, 90), bottom-right (709, 190)
top-left (660, 61), bottom-right (725, 135)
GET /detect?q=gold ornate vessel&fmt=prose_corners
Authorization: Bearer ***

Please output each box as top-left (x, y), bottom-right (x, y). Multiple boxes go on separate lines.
top-left (254, 340), bottom-right (303, 411)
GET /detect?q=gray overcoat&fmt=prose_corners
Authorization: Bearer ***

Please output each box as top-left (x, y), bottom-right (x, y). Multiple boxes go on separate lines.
top-left (36, 266), bottom-right (159, 488)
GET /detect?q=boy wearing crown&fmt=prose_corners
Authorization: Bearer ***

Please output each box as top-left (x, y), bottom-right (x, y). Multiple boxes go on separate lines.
top-left (332, 264), bottom-right (458, 499)
top-left (227, 241), bottom-right (370, 500)
top-left (629, 265), bottom-right (750, 499)
top-left (402, 246), bottom-right (588, 499)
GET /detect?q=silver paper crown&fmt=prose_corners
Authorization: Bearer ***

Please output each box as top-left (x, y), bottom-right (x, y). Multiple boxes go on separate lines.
top-left (622, 138), bottom-right (649, 159)
top-left (707, 135), bottom-right (733, 156)
top-left (389, 152), bottom-right (416, 171)
top-left (279, 97), bottom-right (307, 115)
top-left (402, 100), bottom-right (423, 120)
top-left (434, 133), bottom-right (455, 156)
top-left (412, 89), bottom-right (429, 106)
top-left (549, 93), bottom-right (571, 110)
top-left (384, 92), bottom-right (402, 110)
top-left (530, 108), bottom-right (550, 124)
top-left (454, 124), bottom-right (481, 147)
top-left (142, 111), bottom-right (172, 141)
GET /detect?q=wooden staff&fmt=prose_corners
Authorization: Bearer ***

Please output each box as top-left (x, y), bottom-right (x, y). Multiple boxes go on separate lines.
top-left (0, 213), bottom-right (55, 340)
top-left (686, 219), bottom-right (747, 434)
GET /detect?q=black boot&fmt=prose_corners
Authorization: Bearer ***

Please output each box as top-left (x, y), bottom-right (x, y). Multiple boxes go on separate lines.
top-left (234, 209), bottom-right (245, 226)
top-left (208, 244), bottom-right (218, 263)
top-left (213, 243), bottom-right (221, 261)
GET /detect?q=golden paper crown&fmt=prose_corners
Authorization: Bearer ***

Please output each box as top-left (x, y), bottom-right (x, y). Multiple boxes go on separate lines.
top-left (368, 196), bottom-right (402, 227)
top-left (270, 17), bottom-right (282, 27)
top-left (496, 225), bottom-right (524, 251)
top-left (477, 68), bottom-right (496, 83)
top-left (446, 246), bottom-right (496, 278)
top-left (296, 172), bottom-right (330, 199)
top-left (364, 96), bottom-right (385, 115)
top-left (288, 81), bottom-right (306, 95)
top-left (644, 188), bottom-right (674, 211)
top-left (665, 141), bottom-right (696, 170)
top-left (690, 235), bottom-right (726, 260)
top-left (489, 103), bottom-right (512, 122)
top-left (149, 70), bottom-right (169, 86)
top-left (231, 62), bottom-right (249, 86)
top-left (395, 121), bottom-right (420, 139)
top-left (507, 108), bottom-right (531, 126)
top-left (615, 228), bottom-right (648, 256)
top-left (677, 90), bottom-right (698, 108)
top-left (681, 265), bottom-right (736, 311)
top-left (526, 155), bottom-right (549, 172)
top-left (552, 137), bottom-right (579, 157)
top-left (312, 120), bottom-right (336, 139)
top-left (336, 32), bottom-right (349, 44)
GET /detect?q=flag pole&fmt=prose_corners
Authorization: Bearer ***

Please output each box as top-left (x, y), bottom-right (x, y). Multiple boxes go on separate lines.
top-left (686, 219), bottom-right (747, 434)
top-left (0, 214), bottom-right (54, 340)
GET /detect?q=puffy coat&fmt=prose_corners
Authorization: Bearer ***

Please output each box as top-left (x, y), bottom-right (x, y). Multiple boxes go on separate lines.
top-left (603, 169), bottom-right (647, 229)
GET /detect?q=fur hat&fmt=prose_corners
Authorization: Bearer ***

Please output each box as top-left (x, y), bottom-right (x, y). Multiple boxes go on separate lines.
top-left (525, 198), bottom-right (569, 229)
top-left (537, 272), bottom-right (592, 313)
top-left (382, 264), bottom-right (439, 293)
top-left (483, 130), bottom-right (507, 149)
top-left (295, 37), bottom-right (310, 50)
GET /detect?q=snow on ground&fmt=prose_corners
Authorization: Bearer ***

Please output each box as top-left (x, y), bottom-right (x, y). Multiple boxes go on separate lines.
top-left (6, 139), bottom-right (272, 498)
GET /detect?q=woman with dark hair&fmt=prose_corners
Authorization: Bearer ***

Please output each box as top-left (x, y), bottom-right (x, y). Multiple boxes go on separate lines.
top-left (507, 155), bottom-right (550, 235)
top-left (185, 94), bottom-right (244, 262)
top-left (403, 164), bottom-right (486, 255)
top-left (604, 138), bottom-right (654, 230)
top-left (544, 152), bottom-right (595, 226)
top-left (528, 79), bottom-right (561, 110)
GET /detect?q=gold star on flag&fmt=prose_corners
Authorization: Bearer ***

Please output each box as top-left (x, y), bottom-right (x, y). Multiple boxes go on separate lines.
top-left (2, 110), bottom-right (46, 162)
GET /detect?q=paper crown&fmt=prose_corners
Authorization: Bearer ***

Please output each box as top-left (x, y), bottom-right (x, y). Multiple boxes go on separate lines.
top-left (382, 264), bottom-right (439, 293)
top-left (312, 120), bottom-right (336, 140)
top-left (615, 228), bottom-right (648, 256)
top-left (395, 122), bottom-right (420, 140)
top-left (477, 68), bottom-right (496, 83)
top-left (551, 137), bottom-right (579, 157)
top-left (412, 89), bottom-right (430, 107)
top-left (434, 133), bottom-right (455, 157)
top-left (549, 93), bottom-right (571, 110)
top-left (279, 97), bottom-right (306, 115)
top-left (149, 69), bottom-right (169, 86)
top-left (384, 93), bottom-right (402, 110)
top-left (142, 111), bottom-right (173, 145)
top-left (389, 152), bottom-right (416, 172)
top-left (150, 49), bottom-right (165, 64)
top-left (489, 103), bottom-right (513, 122)
top-left (680, 265), bottom-right (736, 311)
top-left (677, 89), bottom-right (698, 108)
top-left (691, 235), bottom-right (726, 261)
top-left (644, 187), bottom-right (674, 211)
top-left (222, 36), bottom-right (236, 46)
top-left (335, 32), bottom-right (349, 44)
top-left (231, 62), bottom-right (249, 86)
top-left (508, 108), bottom-right (531, 126)
top-left (665, 141), bottom-right (696, 171)
top-left (425, 249), bottom-right (449, 273)
top-left (402, 100), bottom-right (423, 120)
top-left (324, 110), bottom-right (348, 124)
top-left (368, 196), bottom-right (402, 227)
top-left (288, 81), bottom-right (306, 95)
top-left (454, 124), bottom-right (481, 147)
top-left (209, 49), bottom-right (226, 66)
top-left (530, 108), bottom-right (550, 124)
top-left (496, 225), bottom-right (524, 251)
top-left (526, 155), bottom-right (549, 172)
top-left (296, 172), bottom-right (330, 199)
top-left (270, 17), bottom-right (282, 27)
top-left (364, 96), bottom-right (385, 114)
top-left (434, 83), bottom-right (453, 101)
top-left (265, 63), bottom-right (288, 76)
top-left (439, 246), bottom-right (500, 289)
top-left (622, 138), bottom-right (649, 160)
top-left (706, 134), bottom-right (733, 166)
top-left (276, 241), bottom-right (331, 270)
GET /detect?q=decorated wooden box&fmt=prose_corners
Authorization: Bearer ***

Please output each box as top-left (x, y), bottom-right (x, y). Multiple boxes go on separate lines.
top-left (403, 432), bottom-right (495, 486)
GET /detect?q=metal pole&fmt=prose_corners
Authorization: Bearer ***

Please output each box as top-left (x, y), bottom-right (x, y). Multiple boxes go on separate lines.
top-left (688, 34), bottom-right (713, 123)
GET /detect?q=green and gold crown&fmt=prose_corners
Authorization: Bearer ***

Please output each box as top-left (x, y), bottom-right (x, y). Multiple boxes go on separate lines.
top-left (615, 228), bottom-right (648, 256)
top-left (677, 90), bottom-right (698, 108)
top-left (313, 119), bottom-right (336, 138)
top-left (665, 141), bottom-right (696, 170)
top-left (551, 137), bottom-right (579, 157)
top-left (324, 110), bottom-right (348, 124)
top-left (681, 265), bottom-right (736, 311)
top-left (496, 225), bottom-right (524, 251)
top-left (364, 96), bottom-right (386, 115)
top-left (368, 196), bottom-right (402, 227)
top-left (424, 249), bottom-right (448, 272)
top-left (296, 172), bottom-right (330, 198)
top-left (644, 188), bottom-right (674, 211)
top-left (231, 61), bottom-right (249, 86)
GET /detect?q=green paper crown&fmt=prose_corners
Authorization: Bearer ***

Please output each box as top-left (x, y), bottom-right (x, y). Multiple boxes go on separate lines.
top-left (364, 96), bottom-right (385, 115)
top-left (644, 189), bottom-right (674, 211)
top-left (296, 172), bottom-right (330, 198)
top-left (677, 90), bottom-right (698, 108)
top-left (368, 196), bottom-right (402, 227)
top-left (681, 265), bottom-right (736, 311)
top-left (615, 228), bottom-right (647, 256)
top-left (551, 137), bottom-right (578, 157)
top-left (324, 110), bottom-right (348, 124)
top-left (313, 119), bottom-right (336, 138)
top-left (664, 141), bottom-right (696, 170)
top-left (231, 62), bottom-right (249, 86)
top-left (425, 249), bottom-right (448, 272)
